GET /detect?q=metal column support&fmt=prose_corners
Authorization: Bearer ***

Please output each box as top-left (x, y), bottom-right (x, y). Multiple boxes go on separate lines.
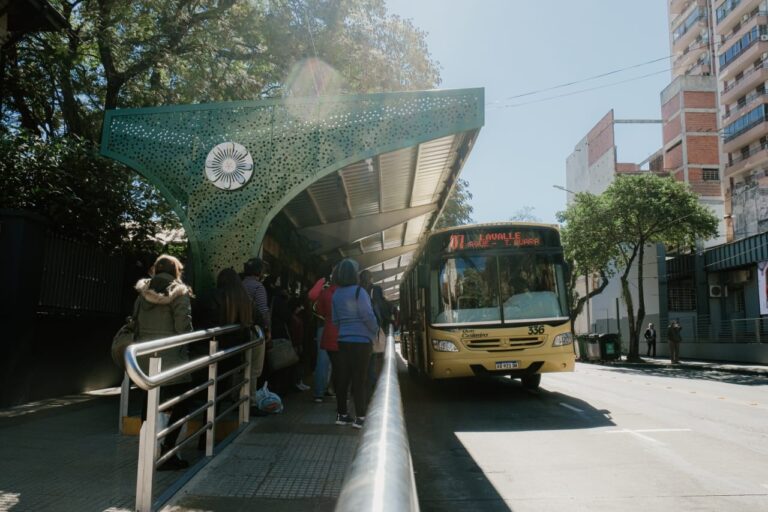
top-left (136, 357), bottom-right (161, 512)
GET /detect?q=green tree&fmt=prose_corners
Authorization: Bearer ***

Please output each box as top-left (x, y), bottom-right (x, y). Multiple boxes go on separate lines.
top-left (509, 206), bottom-right (540, 222)
top-left (435, 178), bottom-right (473, 229)
top-left (0, 131), bottom-right (178, 253)
top-left (1, 0), bottom-right (441, 248)
top-left (557, 174), bottom-right (718, 361)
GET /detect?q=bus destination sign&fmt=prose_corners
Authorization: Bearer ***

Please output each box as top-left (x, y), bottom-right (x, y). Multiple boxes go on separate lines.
top-left (447, 231), bottom-right (543, 251)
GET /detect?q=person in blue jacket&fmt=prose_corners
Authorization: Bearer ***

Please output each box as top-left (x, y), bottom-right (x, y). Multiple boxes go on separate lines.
top-left (332, 258), bottom-right (379, 429)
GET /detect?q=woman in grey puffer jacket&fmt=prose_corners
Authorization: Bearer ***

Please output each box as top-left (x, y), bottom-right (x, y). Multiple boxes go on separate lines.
top-left (134, 254), bottom-right (193, 471)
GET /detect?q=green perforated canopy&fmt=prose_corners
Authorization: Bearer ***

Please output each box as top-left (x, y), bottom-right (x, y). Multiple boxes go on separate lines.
top-left (100, 89), bottom-right (484, 294)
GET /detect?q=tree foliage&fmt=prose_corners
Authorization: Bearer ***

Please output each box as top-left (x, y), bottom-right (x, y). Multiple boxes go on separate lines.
top-left (557, 174), bottom-right (718, 360)
top-left (1, 0), bottom-right (441, 249)
top-left (0, 132), bottom-right (178, 253)
top-left (435, 178), bottom-right (474, 229)
top-left (509, 206), bottom-right (540, 222)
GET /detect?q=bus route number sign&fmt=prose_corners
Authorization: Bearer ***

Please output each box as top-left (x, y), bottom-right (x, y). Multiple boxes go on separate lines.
top-left (448, 231), bottom-right (542, 251)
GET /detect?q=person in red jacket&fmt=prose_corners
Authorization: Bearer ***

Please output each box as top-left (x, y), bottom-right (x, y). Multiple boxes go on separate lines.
top-left (309, 264), bottom-right (339, 402)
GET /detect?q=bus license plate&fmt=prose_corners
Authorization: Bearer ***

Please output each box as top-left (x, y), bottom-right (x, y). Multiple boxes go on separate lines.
top-left (495, 361), bottom-right (519, 370)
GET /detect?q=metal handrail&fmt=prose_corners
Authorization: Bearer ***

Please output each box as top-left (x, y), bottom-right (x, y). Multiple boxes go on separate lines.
top-left (335, 326), bottom-right (419, 512)
top-left (125, 324), bottom-right (264, 512)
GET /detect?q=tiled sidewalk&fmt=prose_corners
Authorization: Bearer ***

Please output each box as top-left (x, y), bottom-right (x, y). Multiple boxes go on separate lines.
top-left (162, 395), bottom-right (359, 512)
top-left (0, 392), bottom-right (175, 512)
top-left (0, 388), bottom-right (358, 512)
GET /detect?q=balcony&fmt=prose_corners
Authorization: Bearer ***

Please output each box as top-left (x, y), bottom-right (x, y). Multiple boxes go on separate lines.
top-left (717, 0), bottom-right (752, 33)
top-left (670, 0), bottom-right (694, 19)
top-left (723, 89), bottom-right (768, 121)
top-left (721, 11), bottom-right (768, 46)
top-left (721, 59), bottom-right (768, 105)
top-left (725, 141), bottom-right (768, 176)
top-left (723, 112), bottom-right (768, 154)
top-left (719, 25), bottom-right (768, 75)
top-left (673, 8), bottom-right (708, 50)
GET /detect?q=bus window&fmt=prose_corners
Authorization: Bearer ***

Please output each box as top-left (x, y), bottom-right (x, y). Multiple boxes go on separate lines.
top-left (499, 254), bottom-right (567, 321)
top-left (433, 255), bottom-right (500, 324)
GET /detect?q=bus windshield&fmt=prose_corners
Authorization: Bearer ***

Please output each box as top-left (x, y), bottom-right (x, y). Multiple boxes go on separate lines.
top-left (432, 252), bottom-right (569, 325)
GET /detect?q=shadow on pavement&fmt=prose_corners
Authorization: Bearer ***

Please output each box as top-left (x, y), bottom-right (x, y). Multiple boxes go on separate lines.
top-left (399, 359), bottom-right (615, 512)
top-left (585, 361), bottom-right (768, 386)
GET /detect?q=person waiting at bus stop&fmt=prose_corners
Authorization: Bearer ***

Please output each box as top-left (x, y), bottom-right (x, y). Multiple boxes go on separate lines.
top-left (133, 254), bottom-right (194, 471)
top-left (332, 258), bottom-right (378, 429)
top-left (644, 322), bottom-right (657, 358)
top-left (667, 319), bottom-right (682, 364)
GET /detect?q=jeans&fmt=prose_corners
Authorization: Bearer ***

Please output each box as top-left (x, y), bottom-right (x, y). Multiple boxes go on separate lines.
top-left (313, 325), bottom-right (331, 397)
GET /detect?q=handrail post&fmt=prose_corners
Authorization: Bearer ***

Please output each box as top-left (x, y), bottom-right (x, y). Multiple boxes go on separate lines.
top-left (136, 357), bottom-right (161, 512)
top-left (119, 372), bottom-right (130, 434)
top-left (241, 345), bottom-right (253, 425)
top-left (206, 339), bottom-right (218, 457)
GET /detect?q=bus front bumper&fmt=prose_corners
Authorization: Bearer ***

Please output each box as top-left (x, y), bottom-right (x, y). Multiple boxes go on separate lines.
top-left (428, 351), bottom-right (575, 379)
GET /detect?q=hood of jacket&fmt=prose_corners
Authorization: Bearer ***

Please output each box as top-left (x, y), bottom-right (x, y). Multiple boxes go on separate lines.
top-left (135, 272), bottom-right (191, 305)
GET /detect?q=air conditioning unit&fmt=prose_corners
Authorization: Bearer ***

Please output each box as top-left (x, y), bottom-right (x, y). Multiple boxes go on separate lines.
top-left (743, 14), bottom-right (750, 22)
top-left (709, 284), bottom-right (728, 298)
top-left (761, 35), bottom-right (768, 42)
top-left (762, 52), bottom-right (768, 60)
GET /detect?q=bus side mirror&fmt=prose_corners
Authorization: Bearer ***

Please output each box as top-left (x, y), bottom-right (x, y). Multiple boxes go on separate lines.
top-left (417, 264), bottom-right (428, 288)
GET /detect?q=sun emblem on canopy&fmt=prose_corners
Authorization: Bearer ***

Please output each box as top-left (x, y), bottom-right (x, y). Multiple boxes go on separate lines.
top-left (204, 142), bottom-right (254, 190)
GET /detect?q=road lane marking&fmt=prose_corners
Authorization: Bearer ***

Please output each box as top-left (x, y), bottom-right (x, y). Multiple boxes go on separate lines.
top-left (559, 402), bottom-right (583, 413)
top-left (604, 428), bottom-right (691, 445)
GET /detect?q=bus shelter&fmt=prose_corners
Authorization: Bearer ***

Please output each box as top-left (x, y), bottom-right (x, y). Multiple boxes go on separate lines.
top-left (100, 89), bottom-right (484, 295)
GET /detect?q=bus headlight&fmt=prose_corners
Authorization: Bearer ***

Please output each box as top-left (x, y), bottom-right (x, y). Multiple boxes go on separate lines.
top-left (552, 332), bottom-right (573, 347)
top-left (431, 339), bottom-right (459, 352)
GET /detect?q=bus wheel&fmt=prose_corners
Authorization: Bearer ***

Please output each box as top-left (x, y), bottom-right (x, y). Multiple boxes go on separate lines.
top-left (521, 374), bottom-right (541, 390)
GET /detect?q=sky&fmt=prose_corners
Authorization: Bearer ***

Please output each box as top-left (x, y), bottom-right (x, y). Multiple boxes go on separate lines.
top-left (384, 0), bottom-right (671, 224)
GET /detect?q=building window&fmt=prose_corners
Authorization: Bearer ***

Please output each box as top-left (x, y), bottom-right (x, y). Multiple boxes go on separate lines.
top-left (669, 288), bottom-right (696, 311)
top-left (741, 146), bottom-right (750, 159)
top-left (735, 288), bottom-right (745, 312)
top-left (724, 104), bottom-right (768, 142)
top-left (703, 168), bottom-right (720, 181)
top-left (719, 25), bottom-right (768, 69)
top-left (717, 0), bottom-right (742, 24)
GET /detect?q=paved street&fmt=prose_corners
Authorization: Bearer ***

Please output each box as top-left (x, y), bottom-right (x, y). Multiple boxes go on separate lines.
top-left (403, 361), bottom-right (768, 512)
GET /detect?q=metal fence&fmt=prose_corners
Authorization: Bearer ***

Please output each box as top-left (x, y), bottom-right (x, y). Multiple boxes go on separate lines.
top-left (335, 326), bottom-right (419, 512)
top-left (669, 315), bottom-right (768, 344)
top-left (123, 324), bottom-right (263, 512)
top-left (38, 232), bottom-right (124, 314)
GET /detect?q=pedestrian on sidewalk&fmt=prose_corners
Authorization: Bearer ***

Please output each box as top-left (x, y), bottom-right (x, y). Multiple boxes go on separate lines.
top-left (199, 268), bottom-right (261, 414)
top-left (667, 319), bottom-right (682, 364)
top-left (644, 322), bottom-right (657, 358)
top-left (332, 258), bottom-right (378, 429)
top-left (308, 264), bottom-right (339, 402)
top-left (134, 254), bottom-right (194, 471)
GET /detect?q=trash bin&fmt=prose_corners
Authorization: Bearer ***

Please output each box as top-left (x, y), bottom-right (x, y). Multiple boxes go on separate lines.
top-left (585, 334), bottom-right (601, 361)
top-left (598, 333), bottom-right (621, 361)
top-left (575, 335), bottom-right (590, 361)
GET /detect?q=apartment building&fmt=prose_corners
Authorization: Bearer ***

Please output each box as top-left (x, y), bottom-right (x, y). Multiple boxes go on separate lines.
top-left (665, 1), bottom-right (726, 246)
top-left (715, 0), bottom-right (768, 240)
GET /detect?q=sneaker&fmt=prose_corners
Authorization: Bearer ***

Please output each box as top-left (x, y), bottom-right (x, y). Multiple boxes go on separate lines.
top-left (295, 382), bottom-right (311, 391)
top-left (335, 413), bottom-right (353, 425)
top-left (324, 389), bottom-right (336, 397)
top-left (313, 396), bottom-right (323, 403)
top-left (352, 416), bottom-right (365, 429)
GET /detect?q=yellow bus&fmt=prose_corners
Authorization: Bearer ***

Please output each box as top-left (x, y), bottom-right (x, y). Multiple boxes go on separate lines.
top-left (399, 222), bottom-right (575, 389)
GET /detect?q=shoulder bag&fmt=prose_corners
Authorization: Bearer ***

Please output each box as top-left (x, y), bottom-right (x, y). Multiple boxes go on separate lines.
top-left (111, 300), bottom-right (140, 370)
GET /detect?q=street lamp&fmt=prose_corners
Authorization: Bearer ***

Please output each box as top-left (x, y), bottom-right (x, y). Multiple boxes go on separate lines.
top-left (553, 184), bottom-right (576, 194)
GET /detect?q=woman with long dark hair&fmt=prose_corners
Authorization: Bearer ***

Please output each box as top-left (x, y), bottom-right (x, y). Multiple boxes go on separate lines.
top-left (202, 268), bottom-right (261, 412)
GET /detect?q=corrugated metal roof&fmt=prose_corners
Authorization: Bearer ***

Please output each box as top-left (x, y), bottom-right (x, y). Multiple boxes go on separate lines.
top-left (280, 130), bottom-right (479, 299)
